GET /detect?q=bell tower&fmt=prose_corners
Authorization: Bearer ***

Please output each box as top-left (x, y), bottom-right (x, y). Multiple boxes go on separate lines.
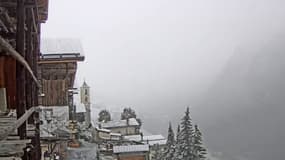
top-left (80, 80), bottom-right (91, 127)
top-left (80, 81), bottom-right (90, 105)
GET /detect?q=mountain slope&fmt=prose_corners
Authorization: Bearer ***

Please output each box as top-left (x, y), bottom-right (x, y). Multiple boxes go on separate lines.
top-left (196, 37), bottom-right (285, 160)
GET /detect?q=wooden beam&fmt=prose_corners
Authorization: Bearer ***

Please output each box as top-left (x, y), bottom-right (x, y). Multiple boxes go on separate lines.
top-left (31, 12), bottom-right (41, 160)
top-left (16, 0), bottom-right (26, 140)
top-left (0, 157), bottom-right (22, 160)
top-left (0, 7), bottom-right (16, 33)
top-left (30, 7), bottom-right (38, 34)
top-left (25, 6), bottom-right (33, 124)
top-left (1, 139), bottom-right (31, 144)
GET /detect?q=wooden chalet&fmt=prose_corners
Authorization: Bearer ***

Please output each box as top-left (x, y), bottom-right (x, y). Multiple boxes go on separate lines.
top-left (38, 38), bottom-right (84, 106)
top-left (37, 39), bottom-right (84, 159)
top-left (0, 0), bottom-right (49, 159)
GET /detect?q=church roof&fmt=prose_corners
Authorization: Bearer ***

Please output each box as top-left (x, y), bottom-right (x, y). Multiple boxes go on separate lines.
top-left (82, 81), bottom-right (89, 87)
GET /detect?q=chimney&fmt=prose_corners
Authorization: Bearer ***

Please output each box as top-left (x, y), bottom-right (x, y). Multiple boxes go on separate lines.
top-left (140, 132), bottom-right (143, 141)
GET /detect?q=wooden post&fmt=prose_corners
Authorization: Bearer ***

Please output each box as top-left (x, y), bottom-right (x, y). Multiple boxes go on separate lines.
top-left (32, 9), bottom-right (41, 159)
top-left (26, 7), bottom-right (33, 124)
top-left (16, 0), bottom-right (26, 139)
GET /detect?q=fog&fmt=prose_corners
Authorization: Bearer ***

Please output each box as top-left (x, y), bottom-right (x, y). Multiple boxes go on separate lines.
top-left (42, 0), bottom-right (285, 160)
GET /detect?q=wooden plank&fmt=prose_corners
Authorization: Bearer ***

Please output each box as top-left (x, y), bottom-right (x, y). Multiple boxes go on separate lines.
top-left (6, 136), bottom-right (20, 140)
top-left (1, 139), bottom-right (31, 144)
top-left (0, 157), bottom-right (22, 160)
top-left (30, 8), bottom-right (38, 34)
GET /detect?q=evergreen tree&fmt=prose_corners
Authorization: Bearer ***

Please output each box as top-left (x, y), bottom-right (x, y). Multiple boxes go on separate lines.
top-left (152, 144), bottom-right (163, 160)
top-left (176, 107), bottom-right (194, 160)
top-left (163, 122), bottom-right (176, 160)
top-left (98, 109), bottom-right (111, 122)
top-left (121, 107), bottom-right (137, 120)
top-left (166, 122), bottom-right (175, 145)
top-left (176, 124), bottom-right (181, 141)
top-left (173, 124), bottom-right (182, 160)
top-left (193, 125), bottom-right (207, 160)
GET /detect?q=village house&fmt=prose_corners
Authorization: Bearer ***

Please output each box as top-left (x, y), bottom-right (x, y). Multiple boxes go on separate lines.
top-left (100, 118), bottom-right (141, 136)
top-left (123, 134), bottom-right (167, 160)
top-left (113, 144), bottom-right (150, 160)
top-left (38, 38), bottom-right (85, 159)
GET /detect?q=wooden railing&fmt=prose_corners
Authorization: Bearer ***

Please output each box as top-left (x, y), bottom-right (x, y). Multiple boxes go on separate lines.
top-left (0, 107), bottom-right (36, 141)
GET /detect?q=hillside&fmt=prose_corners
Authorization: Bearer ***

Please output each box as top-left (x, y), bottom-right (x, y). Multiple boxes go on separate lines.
top-left (196, 37), bottom-right (285, 160)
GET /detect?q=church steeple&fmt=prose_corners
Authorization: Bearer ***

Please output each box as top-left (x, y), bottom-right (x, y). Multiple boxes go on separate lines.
top-left (80, 80), bottom-right (92, 127)
top-left (80, 80), bottom-right (90, 105)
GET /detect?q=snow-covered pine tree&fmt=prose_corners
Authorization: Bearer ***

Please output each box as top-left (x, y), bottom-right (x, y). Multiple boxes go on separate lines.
top-left (152, 144), bottom-right (163, 160)
top-left (163, 122), bottom-right (176, 160)
top-left (193, 124), bottom-right (207, 160)
top-left (176, 107), bottom-right (194, 160)
top-left (176, 124), bottom-right (181, 140)
top-left (173, 124), bottom-right (183, 160)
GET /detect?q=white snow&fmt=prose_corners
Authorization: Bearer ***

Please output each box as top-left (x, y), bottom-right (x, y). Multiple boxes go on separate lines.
top-left (113, 145), bottom-right (149, 153)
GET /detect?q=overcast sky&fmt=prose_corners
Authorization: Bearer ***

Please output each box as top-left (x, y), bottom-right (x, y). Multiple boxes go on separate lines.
top-left (42, 0), bottom-right (285, 109)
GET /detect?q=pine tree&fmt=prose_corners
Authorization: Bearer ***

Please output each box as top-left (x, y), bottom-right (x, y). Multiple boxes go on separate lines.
top-left (98, 109), bottom-right (111, 122)
top-left (176, 124), bottom-right (181, 141)
top-left (162, 122), bottom-right (176, 160)
top-left (121, 107), bottom-right (137, 120)
top-left (176, 107), bottom-right (194, 160)
top-left (193, 125), bottom-right (207, 160)
top-left (152, 144), bottom-right (163, 160)
top-left (173, 124), bottom-right (182, 160)
top-left (166, 122), bottom-right (175, 145)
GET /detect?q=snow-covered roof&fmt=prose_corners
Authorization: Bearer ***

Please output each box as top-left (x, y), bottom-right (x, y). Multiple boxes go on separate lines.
top-left (96, 127), bottom-right (111, 133)
top-left (41, 38), bottom-right (84, 55)
top-left (144, 135), bottom-right (165, 141)
top-left (123, 135), bottom-right (141, 141)
top-left (147, 139), bottom-right (167, 146)
top-left (101, 118), bottom-right (139, 128)
top-left (110, 133), bottom-right (122, 136)
top-left (113, 145), bottom-right (149, 153)
top-left (124, 134), bottom-right (165, 142)
top-left (124, 134), bottom-right (166, 146)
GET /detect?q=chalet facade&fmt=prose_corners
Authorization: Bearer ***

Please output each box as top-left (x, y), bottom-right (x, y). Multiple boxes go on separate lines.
top-left (0, 0), bottom-right (49, 159)
top-left (38, 39), bottom-right (85, 159)
top-left (38, 38), bottom-right (84, 106)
